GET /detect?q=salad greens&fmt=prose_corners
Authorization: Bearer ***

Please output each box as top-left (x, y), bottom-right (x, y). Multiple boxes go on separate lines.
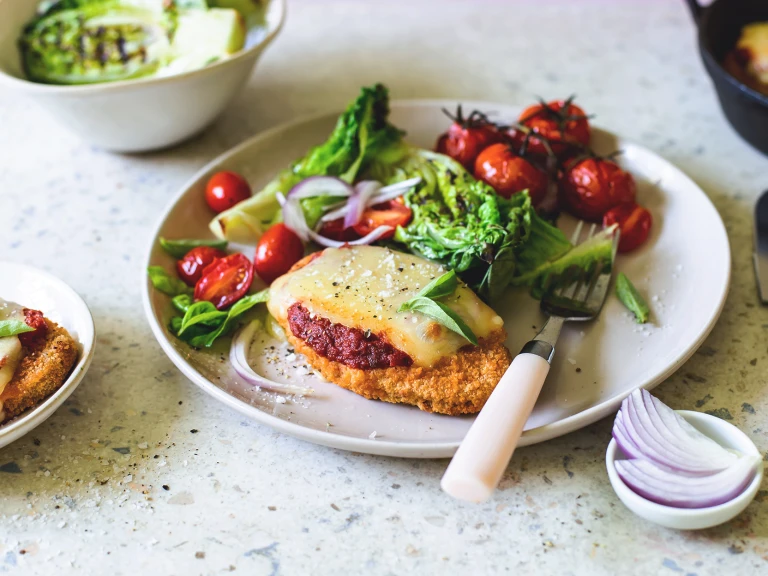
top-left (147, 266), bottom-right (193, 297)
top-left (615, 272), bottom-right (650, 324)
top-left (211, 84), bottom-right (408, 242)
top-left (19, 0), bottom-right (255, 85)
top-left (209, 82), bottom-right (615, 302)
top-left (159, 237), bottom-right (228, 259)
top-left (169, 289), bottom-right (269, 348)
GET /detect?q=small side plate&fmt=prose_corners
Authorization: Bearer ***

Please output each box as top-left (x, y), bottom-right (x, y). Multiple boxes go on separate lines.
top-left (606, 410), bottom-right (764, 530)
top-left (0, 262), bottom-right (95, 449)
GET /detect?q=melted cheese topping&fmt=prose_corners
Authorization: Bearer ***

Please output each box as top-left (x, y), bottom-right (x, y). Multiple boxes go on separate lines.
top-left (738, 22), bottom-right (768, 84)
top-left (0, 299), bottom-right (25, 402)
top-left (267, 246), bottom-right (504, 367)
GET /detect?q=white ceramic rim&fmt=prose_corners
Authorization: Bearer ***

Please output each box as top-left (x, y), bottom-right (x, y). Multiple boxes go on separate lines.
top-left (0, 262), bottom-right (96, 447)
top-left (0, 0), bottom-right (286, 95)
top-left (605, 410), bottom-right (764, 521)
top-left (141, 100), bottom-right (731, 457)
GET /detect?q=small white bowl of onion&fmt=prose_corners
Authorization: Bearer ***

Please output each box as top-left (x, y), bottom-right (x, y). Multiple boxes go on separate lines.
top-left (606, 389), bottom-right (764, 530)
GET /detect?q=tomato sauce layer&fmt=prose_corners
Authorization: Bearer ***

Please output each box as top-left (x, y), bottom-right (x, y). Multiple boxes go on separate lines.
top-left (287, 303), bottom-right (412, 370)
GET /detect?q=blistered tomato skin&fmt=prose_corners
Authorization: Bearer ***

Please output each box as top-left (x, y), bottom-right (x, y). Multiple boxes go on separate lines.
top-left (473, 143), bottom-right (548, 204)
top-left (205, 171), bottom-right (251, 214)
top-left (603, 203), bottom-right (653, 253)
top-left (559, 158), bottom-right (636, 222)
top-left (254, 224), bottom-right (305, 285)
top-left (177, 246), bottom-right (227, 286)
top-left (18, 308), bottom-right (47, 347)
top-left (287, 303), bottom-right (413, 370)
top-left (512, 100), bottom-right (591, 157)
top-left (194, 253), bottom-right (254, 309)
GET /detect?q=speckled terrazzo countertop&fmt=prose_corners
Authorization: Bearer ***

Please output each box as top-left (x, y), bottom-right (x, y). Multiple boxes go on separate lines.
top-left (1, 0), bottom-right (767, 574)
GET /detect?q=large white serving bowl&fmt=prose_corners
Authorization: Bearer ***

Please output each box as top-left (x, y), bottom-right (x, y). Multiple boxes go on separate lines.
top-left (0, 262), bottom-right (95, 449)
top-left (143, 100), bottom-right (731, 458)
top-left (0, 0), bottom-right (285, 152)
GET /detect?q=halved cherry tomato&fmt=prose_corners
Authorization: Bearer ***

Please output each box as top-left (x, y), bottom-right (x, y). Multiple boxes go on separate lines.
top-left (177, 246), bottom-right (227, 286)
top-left (559, 157), bottom-right (636, 222)
top-left (205, 171), bottom-right (251, 214)
top-left (473, 143), bottom-right (548, 204)
top-left (511, 99), bottom-right (591, 157)
top-left (603, 203), bottom-right (652, 253)
top-left (318, 218), bottom-right (361, 242)
top-left (254, 223), bottom-right (305, 285)
top-left (194, 253), bottom-right (254, 309)
top-left (441, 106), bottom-right (504, 170)
top-left (352, 199), bottom-right (413, 238)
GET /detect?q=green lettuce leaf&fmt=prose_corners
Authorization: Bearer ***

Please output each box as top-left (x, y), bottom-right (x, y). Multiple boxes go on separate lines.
top-left (210, 84), bottom-right (407, 244)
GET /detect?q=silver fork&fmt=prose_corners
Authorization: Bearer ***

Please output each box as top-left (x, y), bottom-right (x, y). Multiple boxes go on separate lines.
top-left (441, 222), bottom-right (620, 503)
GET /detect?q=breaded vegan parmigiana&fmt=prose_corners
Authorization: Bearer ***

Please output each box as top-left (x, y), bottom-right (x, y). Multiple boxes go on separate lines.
top-left (0, 299), bottom-right (77, 423)
top-left (267, 246), bottom-right (511, 415)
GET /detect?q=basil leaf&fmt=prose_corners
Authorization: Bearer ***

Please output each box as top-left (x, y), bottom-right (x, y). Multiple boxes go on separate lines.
top-left (169, 316), bottom-right (183, 335)
top-left (400, 296), bottom-right (477, 345)
top-left (172, 294), bottom-right (193, 314)
top-left (147, 266), bottom-right (193, 297)
top-left (194, 289), bottom-right (270, 348)
top-left (159, 238), bottom-right (228, 259)
top-left (179, 302), bottom-right (227, 335)
top-left (0, 319), bottom-right (35, 337)
top-left (616, 273), bottom-right (650, 324)
top-left (414, 270), bottom-right (458, 300)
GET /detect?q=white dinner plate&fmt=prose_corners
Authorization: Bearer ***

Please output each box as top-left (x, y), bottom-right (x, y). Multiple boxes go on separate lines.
top-left (142, 100), bottom-right (730, 458)
top-left (0, 262), bottom-right (95, 449)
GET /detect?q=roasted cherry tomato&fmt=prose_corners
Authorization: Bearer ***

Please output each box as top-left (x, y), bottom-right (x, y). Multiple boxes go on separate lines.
top-left (603, 203), bottom-right (652, 253)
top-left (205, 171), bottom-right (251, 214)
top-left (559, 157), bottom-right (636, 222)
top-left (254, 224), bottom-right (305, 285)
top-left (511, 99), bottom-right (591, 157)
top-left (352, 199), bottom-right (413, 239)
top-left (441, 105), bottom-right (503, 170)
top-left (176, 246), bottom-right (227, 286)
top-left (18, 308), bottom-right (47, 348)
top-left (435, 132), bottom-right (449, 155)
top-left (473, 143), bottom-right (548, 204)
top-left (194, 253), bottom-right (254, 309)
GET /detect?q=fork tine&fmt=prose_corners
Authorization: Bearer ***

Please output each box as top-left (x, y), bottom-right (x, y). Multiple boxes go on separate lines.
top-left (587, 223), bottom-right (597, 241)
top-left (570, 220), bottom-right (584, 244)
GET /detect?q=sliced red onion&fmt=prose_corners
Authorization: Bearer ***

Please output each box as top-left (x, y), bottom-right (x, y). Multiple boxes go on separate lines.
top-left (320, 177), bottom-right (422, 225)
top-left (612, 389), bottom-right (760, 509)
top-left (230, 321), bottom-right (314, 396)
top-left (287, 176), bottom-right (353, 199)
top-left (308, 225), bottom-right (394, 248)
top-left (344, 181), bottom-right (382, 229)
top-left (615, 456), bottom-right (758, 509)
top-left (277, 192), bottom-right (311, 242)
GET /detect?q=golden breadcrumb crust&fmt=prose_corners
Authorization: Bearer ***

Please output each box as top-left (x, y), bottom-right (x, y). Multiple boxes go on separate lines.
top-left (284, 328), bottom-right (511, 415)
top-left (1, 319), bottom-right (78, 422)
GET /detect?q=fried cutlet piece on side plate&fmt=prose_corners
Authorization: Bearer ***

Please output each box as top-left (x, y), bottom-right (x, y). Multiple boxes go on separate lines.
top-left (0, 319), bottom-right (78, 422)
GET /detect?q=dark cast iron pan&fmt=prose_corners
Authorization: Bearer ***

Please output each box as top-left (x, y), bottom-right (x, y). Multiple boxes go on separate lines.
top-left (686, 0), bottom-right (768, 155)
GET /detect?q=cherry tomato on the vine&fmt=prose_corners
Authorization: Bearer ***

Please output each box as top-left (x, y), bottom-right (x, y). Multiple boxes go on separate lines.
top-left (254, 224), bottom-right (305, 285)
top-left (176, 246), bottom-right (227, 286)
top-left (473, 143), bottom-right (548, 204)
top-left (205, 171), bottom-right (251, 214)
top-left (603, 203), bottom-right (652, 253)
top-left (511, 99), bottom-right (591, 157)
top-left (440, 105), bottom-right (504, 170)
top-left (559, 157), bottom-right (636, 222)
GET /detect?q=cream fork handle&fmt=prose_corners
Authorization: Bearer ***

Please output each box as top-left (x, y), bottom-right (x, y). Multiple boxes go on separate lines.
top-left (441, 352), bottom-right (551, 503)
